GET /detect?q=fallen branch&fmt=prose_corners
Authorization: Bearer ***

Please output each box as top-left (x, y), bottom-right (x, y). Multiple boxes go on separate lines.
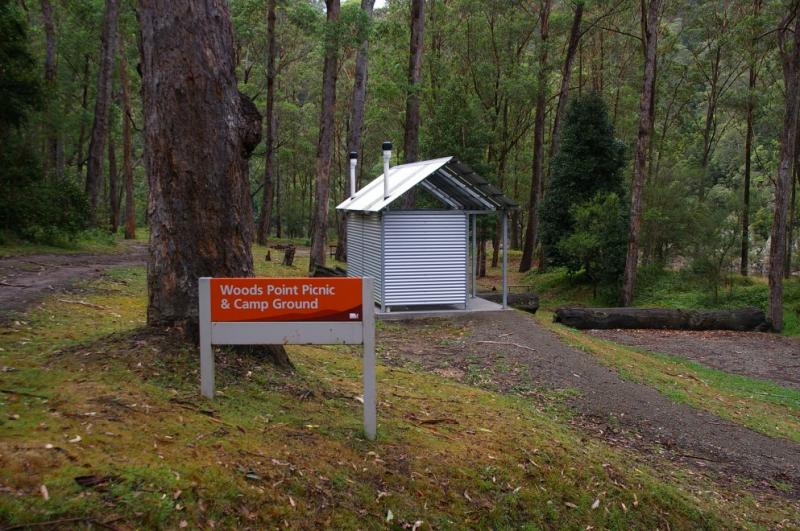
top-left (2, 516), bottom-right (122, 531)
top-left (0, 281), bottom-right (31, 288)
top-left (0, 388), bottom-right (48, 399)
top-left (476, 340), bottom-right (537, 352)
top-left (57, 299), bottom-right (110, 310)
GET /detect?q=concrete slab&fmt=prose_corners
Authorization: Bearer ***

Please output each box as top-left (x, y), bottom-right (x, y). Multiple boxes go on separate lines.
top-left (376, 296), bottom-right (506, 320)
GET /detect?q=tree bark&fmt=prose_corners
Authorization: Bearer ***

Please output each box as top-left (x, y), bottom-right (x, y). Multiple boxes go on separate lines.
top-left (554, 307), bottom-right (770, 332)
top-left (769, 6), bottom-right (800, 331)
top-left (403, 0), bottom-right (425, 164)
top-left (75, 54), bottom-right (90, 179)
top-left (741, 64), bottom-right (756, 275)
top-left (85, 0), bottom-right (119, 227)
top-left (621, 0), bottom-right (661, 306)
top-left (119, 40), bottom-right (135, 240)
top-left (138, 0), bottom-right (263, 331)
top-left (548, 1), bottom-right (583, 161)
top-left (108, 125), bottom-right (119, 233)
top-left (335, 0), bottom-right (376, 262)
top-left (40, 0), bottom-right (61, 181)
top-left (309, 0), bottom-right (340, 272)
top-left (519, 0), bottom-right (551, 273)
top-left (256, 0), bottom-right (278, 246)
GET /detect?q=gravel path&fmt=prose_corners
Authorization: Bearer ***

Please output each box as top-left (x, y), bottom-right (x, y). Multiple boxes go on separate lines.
top-left (378, 310), bottom-right (800, 495)
top-left (0, 243), bottom-right (147, 318)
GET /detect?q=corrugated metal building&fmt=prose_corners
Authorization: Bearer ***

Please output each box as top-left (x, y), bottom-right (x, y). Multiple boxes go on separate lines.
top-left (337, 151), bottom-right (517, 313)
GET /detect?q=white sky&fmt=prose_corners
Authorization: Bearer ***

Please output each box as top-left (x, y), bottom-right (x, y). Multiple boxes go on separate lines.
top-left (374, 0), bottom-right (387, 7)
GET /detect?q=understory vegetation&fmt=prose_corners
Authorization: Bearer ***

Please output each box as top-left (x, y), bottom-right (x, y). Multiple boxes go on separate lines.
top-left (1, 260), bottom-right (799, 528)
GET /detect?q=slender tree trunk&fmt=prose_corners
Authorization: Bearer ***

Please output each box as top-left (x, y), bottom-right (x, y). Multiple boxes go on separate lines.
top-left (75, 54), bottom-right (90, 179)
top-left (119, 41), bottom-right (135, 240)
top-left (549, 1), bottom-right (583, 161)
top-left (403, 0), bottom-right (425, 164)
top-left (768, 6), bottom-right (800, 331)
top-left (519, 0), bottom-right (551, 273)
top-left (621, 0), bottom-right (662, 306)
top-left (309, 0), bottom-right (340, 272)
top-left (85, 0), bottom-right (119, 227)
top-left (138, 0), bottom-right (262, 328)
top-left (108, 126), bottom-right (119, 232)
top-left (256, 0), bottom-right (278, 246)
top-left (336, 0), bottom-right (376, 262)
top-left (741, 0), bottom-right (762, 276)
top-left (788, 164), bottom-right (797, 278)
top-left (40, 0), bottom-right (60, 181)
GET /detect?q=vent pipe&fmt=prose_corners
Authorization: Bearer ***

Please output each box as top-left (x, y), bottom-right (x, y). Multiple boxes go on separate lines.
top-left (382, 141), bottom-right (392, 200)
top-left (349, 151), bottom-right (358, 199)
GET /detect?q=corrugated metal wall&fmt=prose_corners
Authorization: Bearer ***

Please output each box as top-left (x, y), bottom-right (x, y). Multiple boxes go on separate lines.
top-left (346, 213), bottom-right (383, 305)
top-left (383, 211), bottom-right (467, 306)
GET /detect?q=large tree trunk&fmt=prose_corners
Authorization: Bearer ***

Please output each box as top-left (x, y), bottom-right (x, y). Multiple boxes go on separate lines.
top-left (85, 0), bottom-right (119, 227)
top-left (256, 0), bottom-right (278, 246)
top-left (548, 1), bottom-right (583, 161)
top-left (336, 0), bottom-right (376, 262)
top-left (769, 8), bottom-right (800, 332)
top-left (621, 0), bottom-right (662, 306)
top-left (138, 1), bottom-right (262, 330)
top-left (40, 0), bottom-right (61, 181)
top-left (519, 0), bottom-right (551, 273)
top-left (108, 125), bottom-right (119, 233)
top-left (309, 0), bottom-right (340, 272)
top-left (119, 40), bottom-right (135, 240)
top-left (554, 307), bottom-right (771, 332)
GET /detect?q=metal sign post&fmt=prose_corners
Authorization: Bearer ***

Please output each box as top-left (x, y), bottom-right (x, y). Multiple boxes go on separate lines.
top-left (199, 276), bottom-right (377, 440)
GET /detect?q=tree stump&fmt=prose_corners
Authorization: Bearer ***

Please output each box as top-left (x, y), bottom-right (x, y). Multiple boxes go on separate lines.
top-left (282, 245), bottom-right (296, 266)
top-left (265, 250), bottom-right (271, 262)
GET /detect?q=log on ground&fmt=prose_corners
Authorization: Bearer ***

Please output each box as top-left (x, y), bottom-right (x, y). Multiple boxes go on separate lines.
top-left (553, 307), bottom-right (771, 332)
top-left (479, 292), bottom-right (539, 313)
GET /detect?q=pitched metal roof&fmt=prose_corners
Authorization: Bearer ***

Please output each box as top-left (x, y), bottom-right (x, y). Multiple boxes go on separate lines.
top-left (336, 157), bottom-right (518, 213)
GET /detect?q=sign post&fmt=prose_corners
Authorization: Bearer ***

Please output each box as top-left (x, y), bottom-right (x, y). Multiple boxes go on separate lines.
top-left (199, 276), bottom-right (377, 440)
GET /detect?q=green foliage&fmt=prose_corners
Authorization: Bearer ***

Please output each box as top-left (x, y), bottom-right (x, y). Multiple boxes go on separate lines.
top-left (540, 93), bottom-right (627, 273)
top-left (557, 192), bottom-right (628, 296)
top-left (0, 0), bottom-right (42, 131)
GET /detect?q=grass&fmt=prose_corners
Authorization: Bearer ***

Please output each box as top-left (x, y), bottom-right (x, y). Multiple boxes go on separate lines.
top-left (537, 311), bottom-right (800, 444)
top-left (518, 265), bottom-right (800, 336)
top-left (0, 228), bottom-right (149, 258)
top-left (1, 267), bottom-right (799, 527)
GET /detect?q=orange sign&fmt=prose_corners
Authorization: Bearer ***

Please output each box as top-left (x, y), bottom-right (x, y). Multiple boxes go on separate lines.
top-left (209, 277), bottom-right (363, 322)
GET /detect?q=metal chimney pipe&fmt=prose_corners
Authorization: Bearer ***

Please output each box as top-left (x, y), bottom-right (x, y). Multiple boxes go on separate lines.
top-left (382, 141), bottom-right (392, 200)
top-left (349, 151), bottom-right (358, 199)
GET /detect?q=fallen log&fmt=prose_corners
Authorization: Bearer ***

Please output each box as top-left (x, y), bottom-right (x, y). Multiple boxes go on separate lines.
top-left (479, 292), bottom-right (539, 313)
top-left (311, 265), bottom-right (346, 278)
top-left (553, 307), bottom-right (771, 332)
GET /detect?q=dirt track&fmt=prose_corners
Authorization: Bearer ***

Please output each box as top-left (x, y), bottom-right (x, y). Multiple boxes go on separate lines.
top-left (0, 243), bottom-right (146, 319)
top-left (379, 311), bottom-right (800, 496)
top-left (587, 328), bottom-right (800, 389)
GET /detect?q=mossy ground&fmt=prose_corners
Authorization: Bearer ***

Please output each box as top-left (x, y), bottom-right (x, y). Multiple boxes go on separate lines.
top-left (1, 257), bottom-right (799, 528)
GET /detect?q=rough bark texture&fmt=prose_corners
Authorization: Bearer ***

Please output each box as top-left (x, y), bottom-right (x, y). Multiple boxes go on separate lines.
top-left (138, 0), bottom-right (262, 331)
top-left (256, 0), bottom-right (277, 246)
top-left (519, 0), bottom-right (551, 273)
top-left (85, 0), bottom-right (119, 226)
top-left (769, 7), bottom-right (800, 331)
top-left (108, 126), bottom-right (119, 232)
top-left (309, 0), bottom-right (340, 272)
top-left (554, 307), bottom-right (771, 332)
top-left (119, 42), bottom-right (135, 240)
top-left (40, 0), bottom-right (61, 181)
top-left (621, 0), bottom-right (661, 306)
top-left (548, 1), bottom-right (583, 161)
